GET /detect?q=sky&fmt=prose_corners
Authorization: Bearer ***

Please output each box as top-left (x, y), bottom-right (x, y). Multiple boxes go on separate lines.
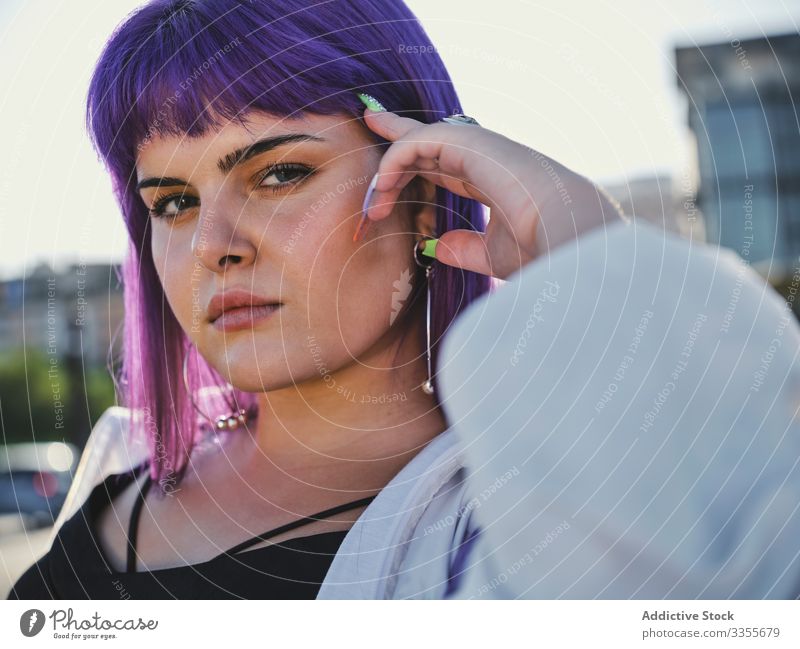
top-left (0, 0), bottom-right (797, 279)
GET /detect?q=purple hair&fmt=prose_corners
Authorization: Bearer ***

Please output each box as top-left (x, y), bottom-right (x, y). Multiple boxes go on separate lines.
top-left (86, 0), bottom-right (493, 494)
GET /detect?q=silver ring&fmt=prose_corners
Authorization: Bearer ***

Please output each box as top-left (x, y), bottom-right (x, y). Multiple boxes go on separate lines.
top-left (441, 113), bottom-right (480, 126)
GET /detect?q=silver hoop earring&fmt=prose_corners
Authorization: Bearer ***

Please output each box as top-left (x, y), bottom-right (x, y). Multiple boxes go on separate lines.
top-left (182, 345), bottom-right (250, 431)
top-left (414, 239), bottom-right (435, 395)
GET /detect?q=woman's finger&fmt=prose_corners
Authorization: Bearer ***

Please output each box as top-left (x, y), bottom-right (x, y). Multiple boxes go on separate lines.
top-left (371, 131), bottom-right (447, 192)
top-left (369, 132), bottom-right (509, 219)
top-left (366, 134), bottom-right (463, 220)
top-left (367, 168), bottom-right (478, 222)
top-left (431, 229), bottom-right (493, 277)
top-left (362, 108), bottom-right (426, 142)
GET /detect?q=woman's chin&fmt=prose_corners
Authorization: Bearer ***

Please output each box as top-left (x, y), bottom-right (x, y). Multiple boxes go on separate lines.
top-left (197, 344), bottom-right (280, 390)
top-left (221, 369), bottom-right (286, 393)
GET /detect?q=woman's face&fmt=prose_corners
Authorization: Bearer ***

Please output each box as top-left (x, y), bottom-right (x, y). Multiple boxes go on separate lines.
top-left (136, 111), bottom-right (431, 392)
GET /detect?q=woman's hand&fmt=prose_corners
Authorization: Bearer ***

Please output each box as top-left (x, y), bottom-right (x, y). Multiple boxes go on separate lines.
top-left (357, 105), bottom-right (625, 281)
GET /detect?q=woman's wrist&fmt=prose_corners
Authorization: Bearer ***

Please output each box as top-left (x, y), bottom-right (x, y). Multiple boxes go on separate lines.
top-left (530, 169), bottom-right (626, 259)
top-left (493, 142), bottom-right (626, 261)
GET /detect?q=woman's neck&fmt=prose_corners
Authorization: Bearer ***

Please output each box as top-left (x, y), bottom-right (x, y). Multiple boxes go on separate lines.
top-left (239, 336), bottom-right (447, 486)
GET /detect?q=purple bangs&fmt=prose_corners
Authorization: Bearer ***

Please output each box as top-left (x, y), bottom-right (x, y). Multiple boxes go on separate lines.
top-left (86, 0), bottom-right (493, 493)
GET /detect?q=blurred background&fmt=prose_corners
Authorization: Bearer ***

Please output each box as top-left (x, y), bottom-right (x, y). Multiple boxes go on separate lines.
top-left (0, 0), bottom-right (798, 597)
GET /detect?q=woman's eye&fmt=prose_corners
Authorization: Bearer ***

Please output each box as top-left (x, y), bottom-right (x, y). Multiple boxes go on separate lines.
top-left (259, 163), bottom-right (314, 190)
top-left (147, 164), bottom-right (313, 219)
top-left (148, 193), bottom-right (198, 219)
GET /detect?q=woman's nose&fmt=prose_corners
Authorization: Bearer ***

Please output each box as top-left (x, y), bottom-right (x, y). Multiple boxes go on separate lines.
top-left (190, 208), bottom-right (258, 271)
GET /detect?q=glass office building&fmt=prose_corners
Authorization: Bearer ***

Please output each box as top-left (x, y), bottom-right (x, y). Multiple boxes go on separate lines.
top-left (675, 33), bottom-right (800, 281)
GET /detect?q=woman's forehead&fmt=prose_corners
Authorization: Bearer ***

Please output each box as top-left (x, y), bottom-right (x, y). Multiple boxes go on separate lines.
top-left (135, 110), bottom-right (363, 176)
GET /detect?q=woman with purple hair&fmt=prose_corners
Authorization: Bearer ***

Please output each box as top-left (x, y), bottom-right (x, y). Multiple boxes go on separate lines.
top-left (9, 0), bottom-right (800, 600)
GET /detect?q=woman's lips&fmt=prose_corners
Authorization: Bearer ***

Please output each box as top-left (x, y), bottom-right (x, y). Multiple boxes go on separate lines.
top-left (211, 304), bottom-right (281, 332)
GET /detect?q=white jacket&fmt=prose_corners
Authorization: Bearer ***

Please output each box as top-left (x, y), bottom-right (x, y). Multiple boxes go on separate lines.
top-left (52, 218), bottom-right (800, 599)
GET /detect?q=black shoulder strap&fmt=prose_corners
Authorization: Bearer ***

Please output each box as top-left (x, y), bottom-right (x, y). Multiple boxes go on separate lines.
top-left (126, 468), bottom-right (153, 573)
top-left (123, 472), bottom-right (376, 569)
top-left (224, 495), bottom-right (377, 556)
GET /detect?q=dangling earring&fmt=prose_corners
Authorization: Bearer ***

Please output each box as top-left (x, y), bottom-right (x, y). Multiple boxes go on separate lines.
top-left (414, 239), bottom-right (435, 395)
top-left (182, 344), bottom-right (250, 431)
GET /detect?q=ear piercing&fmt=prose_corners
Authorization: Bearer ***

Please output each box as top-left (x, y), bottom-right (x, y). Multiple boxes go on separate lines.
top-left (414, 238), bottom-right (436, 395)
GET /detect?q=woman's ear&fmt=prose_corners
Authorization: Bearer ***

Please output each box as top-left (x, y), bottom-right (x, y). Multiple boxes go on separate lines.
top-left (403, 176), bottom-right (438, 239)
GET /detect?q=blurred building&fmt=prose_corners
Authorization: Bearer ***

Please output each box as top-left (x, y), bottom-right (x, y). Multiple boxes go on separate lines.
top-left (601, 174), bottom-right (699, 236)
top-left (0, 262), bottom-right (124, 366)
top-left (675, 32), bottom-right (800, 294)
top-left (0, 262), bottom-right (124, 448)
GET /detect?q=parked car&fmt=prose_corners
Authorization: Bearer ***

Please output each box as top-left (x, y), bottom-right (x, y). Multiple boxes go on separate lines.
top-left (0, 442), bottom-right (78, 536)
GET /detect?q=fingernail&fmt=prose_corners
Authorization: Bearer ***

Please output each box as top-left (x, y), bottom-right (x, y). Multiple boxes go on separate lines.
top-left (356, 92), bottom-right (387, 112)
top-left (353, 213), bottom-right (371, 242)
top-left (362, 172), bottom-right (378, 215)
top-left (353, 173), bottom-right (379, 242)
top-left (420, 238), bottom-right (438, 259)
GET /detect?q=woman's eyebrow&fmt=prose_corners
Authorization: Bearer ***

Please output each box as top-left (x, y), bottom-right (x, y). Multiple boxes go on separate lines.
top-left (217, 133), bottom-right (325, 174)
top-left (135, 133), bottom-right (325, 191)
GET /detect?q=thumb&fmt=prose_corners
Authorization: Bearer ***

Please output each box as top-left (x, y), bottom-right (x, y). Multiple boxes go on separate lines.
top-left (423, 230), bottom-right (493, 277)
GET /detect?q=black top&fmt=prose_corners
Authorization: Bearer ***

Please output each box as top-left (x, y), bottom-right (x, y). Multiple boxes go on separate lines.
top-left (7, 462), bottom-right (376, 600)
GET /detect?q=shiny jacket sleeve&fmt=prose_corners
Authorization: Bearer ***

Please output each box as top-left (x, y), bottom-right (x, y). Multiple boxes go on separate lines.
top-left (438, 218), bottom-right (800, 598)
